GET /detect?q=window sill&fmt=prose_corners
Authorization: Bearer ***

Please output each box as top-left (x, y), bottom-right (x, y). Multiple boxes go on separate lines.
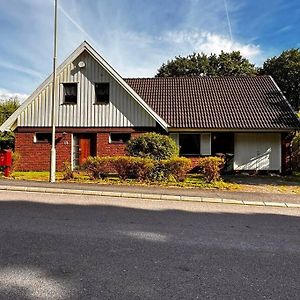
top-left (61, 102), bottom-right (77, 105)
top-left (94, 102), bottom-right (109, 105)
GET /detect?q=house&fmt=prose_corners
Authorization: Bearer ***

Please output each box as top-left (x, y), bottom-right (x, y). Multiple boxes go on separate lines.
top-left (1, 41), bottom-right (299, 173)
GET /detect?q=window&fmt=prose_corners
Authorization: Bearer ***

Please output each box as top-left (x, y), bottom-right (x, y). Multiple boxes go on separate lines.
top-left (179, 134), bottom-right (200, 155)
top-left (179, 133), bottom-right (211, 156)
top-left (63, 83), bottom-right (77, 104)
top-left (110, 133), bottom-right (131, 144)
top-left (34, 133), bottom-right (52, 143)
top-left (95, 83), bottom-right (109, 103)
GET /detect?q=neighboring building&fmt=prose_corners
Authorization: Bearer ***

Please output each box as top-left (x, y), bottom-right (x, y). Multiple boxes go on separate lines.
top-left (1, 41), bottom-right (299, 173)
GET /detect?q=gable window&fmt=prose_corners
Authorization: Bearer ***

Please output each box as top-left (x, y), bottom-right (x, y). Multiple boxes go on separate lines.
top-left (34, 132), bottom-right (52, 143)
top-left (63, 83), bottom-right (78, 104)
top-left (110, 133), bottom-right (131, 144)
top-left (95, 83), bottom-right (109, 103)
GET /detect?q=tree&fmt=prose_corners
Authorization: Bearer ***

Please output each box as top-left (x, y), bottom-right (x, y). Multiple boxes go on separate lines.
top-left (156, 51), bottom-right (257, 77)
top-left (0, 97), bottom-right (20, 150)
top-left (260, 49), bottom-right (300, 110)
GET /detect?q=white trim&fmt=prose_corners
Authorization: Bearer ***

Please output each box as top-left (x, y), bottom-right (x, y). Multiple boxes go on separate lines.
top-left (109, 132), bottom-right (131, 144)
top-left (269, 75), bottom-right (298, 116)
top-left (200, 133), bottom-right (211, 155)
top-left (0, 41), bottom-right (169, 132)
top-left (71, 133), bottom-right (74, 171)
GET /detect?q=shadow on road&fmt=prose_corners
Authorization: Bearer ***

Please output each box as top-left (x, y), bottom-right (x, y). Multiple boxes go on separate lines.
top-left (0, 200), bottom-right (299, 299)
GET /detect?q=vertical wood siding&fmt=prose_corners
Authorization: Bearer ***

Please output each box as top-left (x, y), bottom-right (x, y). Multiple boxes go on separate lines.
top-left (234, 133), bottom-right (281, 171)
top-left (17, 51), bottom-right (156, 128)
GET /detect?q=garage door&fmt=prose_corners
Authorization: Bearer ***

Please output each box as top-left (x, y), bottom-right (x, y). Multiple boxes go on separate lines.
top-left (234, 133), bottom-right (281, 171)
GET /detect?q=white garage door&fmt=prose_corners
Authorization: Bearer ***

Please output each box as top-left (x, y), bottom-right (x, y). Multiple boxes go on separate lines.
top-left (234, 133), bottom-right (281, 171)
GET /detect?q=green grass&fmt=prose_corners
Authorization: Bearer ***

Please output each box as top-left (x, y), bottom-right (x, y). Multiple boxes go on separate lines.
top-left (11, 171), bottom-right (64, 181)
top-left (8, 171), bottom-right (239, 190)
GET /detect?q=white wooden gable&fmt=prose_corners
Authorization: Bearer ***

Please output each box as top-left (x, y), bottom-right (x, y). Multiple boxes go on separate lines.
top-left (1, 42), bottom-right (168, 131)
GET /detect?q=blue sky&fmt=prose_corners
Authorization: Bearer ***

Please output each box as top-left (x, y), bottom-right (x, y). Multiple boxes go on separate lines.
top-left (0, 0), bottom-right (299, 101)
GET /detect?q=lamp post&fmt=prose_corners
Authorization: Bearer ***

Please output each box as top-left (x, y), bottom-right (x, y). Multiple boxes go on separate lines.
top-left (50, 0), bottom-right (58, 183)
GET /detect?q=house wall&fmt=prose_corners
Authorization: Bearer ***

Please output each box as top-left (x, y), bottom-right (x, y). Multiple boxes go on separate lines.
top-left (14, 129), bottom-right (154, 171)
top-left (234, 133), bottom-right (281, 171)
top-left (15, 132), bottom-right (72, 171)
top-left (96, 131), bottom-right (145, 157)
top-left (17, 50), bottom-right (156, 128)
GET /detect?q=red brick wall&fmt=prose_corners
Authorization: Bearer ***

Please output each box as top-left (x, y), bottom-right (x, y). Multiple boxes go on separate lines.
top-left (14, 129), bottom-right (153, 171)
top-left (15, 133), bottom-right (71, 171)
top-left (96, 131), bottom-right (145, 157)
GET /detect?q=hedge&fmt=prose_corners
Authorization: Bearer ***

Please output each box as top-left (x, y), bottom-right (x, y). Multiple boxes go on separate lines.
top-left (198, 156), bottom-right (224, 182)
top-left (82, 156), bottom-right (191, 182)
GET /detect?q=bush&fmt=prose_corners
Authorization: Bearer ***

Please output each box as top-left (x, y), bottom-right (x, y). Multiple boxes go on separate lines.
top-left (11, 151), bottom-right (21, 172)
top-left (150, 157), bottom-right (192, 182)
top-left (62, 161), bottom-right (74, 180)
top-left (198, 157), bottom-right (224, 182)
top-left (126, 132), bottom-right (179, 160)
top-left (292, 133), bottom-right (300, 171)
top-left (112, 156), bottom-right (154, 181)
top-left (82, 156), bottom-right (112, 179)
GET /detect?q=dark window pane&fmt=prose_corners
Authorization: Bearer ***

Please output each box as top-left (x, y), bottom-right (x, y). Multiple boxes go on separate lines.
top-left (110, 133), bottom-right (131, 143)
top-left (35, 133), bottom-right (52, 143)
top-left (95, 83), bottom-right (109, 103)
top-left (179, 134), bottom-right (200, 155)
top-left (63, 83), bottom-right (77, 104)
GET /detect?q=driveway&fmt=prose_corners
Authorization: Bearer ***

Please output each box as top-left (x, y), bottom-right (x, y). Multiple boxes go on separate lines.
top-left (0, 190), bottom-right (299, 299)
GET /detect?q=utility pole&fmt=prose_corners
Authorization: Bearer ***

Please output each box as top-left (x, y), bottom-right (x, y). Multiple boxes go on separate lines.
top-left (50, 0), bottom-right (58, 183)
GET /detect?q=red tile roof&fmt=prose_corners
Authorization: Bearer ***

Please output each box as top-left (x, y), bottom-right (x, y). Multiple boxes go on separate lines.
top-left (125, 76), bottom-right (300, 130)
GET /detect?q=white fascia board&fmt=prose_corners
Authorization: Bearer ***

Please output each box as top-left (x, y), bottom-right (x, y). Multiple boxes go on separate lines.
top-left (269, 75), bottom-right (300, 128)
top-left (0, 41), bottom-right (169, 132)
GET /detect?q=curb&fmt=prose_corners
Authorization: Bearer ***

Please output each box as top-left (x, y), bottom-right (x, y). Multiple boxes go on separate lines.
top-left (0, 185), bottom-right (299, 209)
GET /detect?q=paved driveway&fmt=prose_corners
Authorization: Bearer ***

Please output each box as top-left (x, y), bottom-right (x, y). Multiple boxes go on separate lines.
top-left (0, 190), bottom-right (299, 299)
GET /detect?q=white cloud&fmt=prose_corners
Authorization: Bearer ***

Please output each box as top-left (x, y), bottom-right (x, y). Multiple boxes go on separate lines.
top-left (0, 88), bottom-right (29, 102)
top-left (0, 61), bottom-right (43, 79)
top-left (161, 31), bottom-right (261, 61)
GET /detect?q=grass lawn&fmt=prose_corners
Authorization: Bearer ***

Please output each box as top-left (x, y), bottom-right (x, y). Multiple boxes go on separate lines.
top-left (9, 171), bottom-right (239, 190)
top-left (5, 170), bottom-right (300, 194)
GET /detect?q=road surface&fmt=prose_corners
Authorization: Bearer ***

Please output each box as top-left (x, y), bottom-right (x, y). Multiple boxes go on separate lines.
top-left (0, 190), bottom-right (299, 299)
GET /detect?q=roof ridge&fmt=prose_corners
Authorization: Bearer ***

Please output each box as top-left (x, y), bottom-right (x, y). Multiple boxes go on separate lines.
top-left (125, 75), bottom-right (270, 80)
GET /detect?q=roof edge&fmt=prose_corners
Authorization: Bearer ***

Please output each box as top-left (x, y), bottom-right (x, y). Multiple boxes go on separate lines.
top-left (268, 75), bottom-right (300, 128)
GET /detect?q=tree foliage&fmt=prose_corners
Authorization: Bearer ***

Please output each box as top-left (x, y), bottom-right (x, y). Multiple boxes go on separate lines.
top-left (259, 49), bottom-right (300, 110)
top-left (156, 51), bottom-right (257, 77)
top-left (0, 97), bottom-right (20, 150)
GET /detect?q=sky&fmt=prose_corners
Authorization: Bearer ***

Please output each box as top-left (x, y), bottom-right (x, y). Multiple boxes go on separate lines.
top-left (0, 0), bottom-right (299, 101)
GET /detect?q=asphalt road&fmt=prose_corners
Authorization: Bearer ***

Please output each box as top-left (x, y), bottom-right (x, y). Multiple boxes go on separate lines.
top-left (0, 191), bottom-right (299, 299)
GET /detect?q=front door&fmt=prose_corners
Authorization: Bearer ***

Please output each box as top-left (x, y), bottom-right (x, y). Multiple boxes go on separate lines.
top-left (73, 134), bottom-right (96, 168)
top-left (79, 137), bottom-right (91, 165)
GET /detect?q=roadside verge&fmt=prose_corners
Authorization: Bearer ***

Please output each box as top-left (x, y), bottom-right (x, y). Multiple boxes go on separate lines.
top-left (0, 184), bottom-right (299, 209)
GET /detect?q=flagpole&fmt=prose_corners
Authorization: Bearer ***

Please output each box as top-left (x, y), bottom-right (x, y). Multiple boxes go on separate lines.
top-left (50, 0), bottom-right (58, 183)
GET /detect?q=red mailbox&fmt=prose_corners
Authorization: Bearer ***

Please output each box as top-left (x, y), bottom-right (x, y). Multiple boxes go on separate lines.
top-left (0, 150), bottom-right (12, 177)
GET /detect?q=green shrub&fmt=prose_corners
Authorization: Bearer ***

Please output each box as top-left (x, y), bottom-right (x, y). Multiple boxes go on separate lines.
top-left (292, 133), bottom-right (300, 171)
top-left (82, 156), bottom-right (112, 179)
top-left (62, 161), bottom-right (74, 180)
top-left (163, 157), bottom-right (192, 181)
top-left (11, 151), bottom-right (21, 172)
top-left (198, 157), bottom-right (224, 182)
top-left (112, 156), bottom-right (154, 180)
top-left (150, 157), bottom-right (192, 182)
top-left (126, 132), bottom-right (179, 160)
